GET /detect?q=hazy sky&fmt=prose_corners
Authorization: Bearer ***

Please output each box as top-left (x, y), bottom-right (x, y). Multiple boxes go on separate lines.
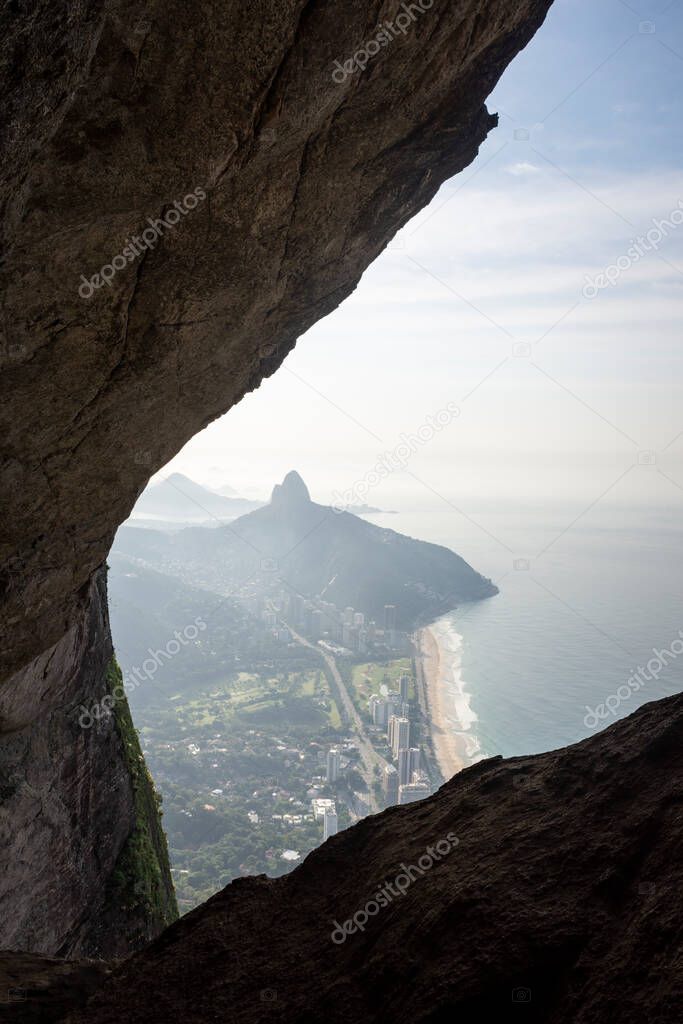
top-left (157, 0), bottom-right (683, 514)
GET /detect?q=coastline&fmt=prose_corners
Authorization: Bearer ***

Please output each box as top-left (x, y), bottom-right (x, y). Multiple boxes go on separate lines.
top-left (416, 624), bottom-right (470, 783)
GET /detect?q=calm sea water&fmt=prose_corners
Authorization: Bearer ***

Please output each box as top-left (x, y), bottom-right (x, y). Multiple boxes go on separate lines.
top-left (371, 499), bottom-right (683, 760)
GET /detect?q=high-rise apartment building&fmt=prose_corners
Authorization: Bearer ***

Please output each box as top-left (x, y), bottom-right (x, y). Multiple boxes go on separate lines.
top-left (323, 806), bottom-right (338, 840)
top-left (389, 716), bottom-right (410, 759)
top-left (326, 748), bottom-right (341, 783)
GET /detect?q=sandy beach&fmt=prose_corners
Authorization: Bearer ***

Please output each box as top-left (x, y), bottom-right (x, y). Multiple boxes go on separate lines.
top-left (417, 625), bottom-right (469, 783)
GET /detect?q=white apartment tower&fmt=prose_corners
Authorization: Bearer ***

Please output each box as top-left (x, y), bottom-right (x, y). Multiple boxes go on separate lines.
top-left (323, 806), bottom-right (338, 840)
top-left (326, 747), bottom-right (341, 783)
top-left (389, 716), bottom-right (410, 759)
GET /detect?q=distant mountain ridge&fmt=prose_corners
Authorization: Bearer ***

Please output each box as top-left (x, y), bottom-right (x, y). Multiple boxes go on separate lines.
top-left (130, 472), bottom-right (262, 523)
top-left (116, 471), bottom-right (497, 628)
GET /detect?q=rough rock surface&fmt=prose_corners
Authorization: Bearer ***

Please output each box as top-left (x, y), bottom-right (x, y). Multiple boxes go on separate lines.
top-left (0, 951), bottom-right (110, 1024)
top-left (0, 0), bottom-right (554, 959)
top-left (0, 0), bottom-right (554, 683)
top-left (63, 694), bottom-right (683, 1024)
top-left (1, 0), bottom-right (557, 962)
top-left (0, 568), bottom-right (177, 957)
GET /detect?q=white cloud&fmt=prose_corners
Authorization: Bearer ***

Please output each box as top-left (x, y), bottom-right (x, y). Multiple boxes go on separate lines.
top-left (505, 161), bottom-right (541, 175)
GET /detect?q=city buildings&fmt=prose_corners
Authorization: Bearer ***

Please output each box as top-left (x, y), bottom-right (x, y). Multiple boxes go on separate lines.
top-left (311, 797), bottom-right (336, 821)
top-left (369, 694), bottom-right (388, 728)
top-left (323, 806), bottom-right (338, 840)
top-left (397, 747), bottom-right (411, 786)
top-left (257, 583), bottom-right (433, 821)
top-left (397, 747), bottom-right (421, 786)
top-left (398, 781), bottom-right (430, 805)
top-left (369, 691), bottom-right (402, 727)
top-left (367, 668), bottom-right (430, 808)
top-left (383, 764), bottom-right (399, 805)
top-left (326, 747), bottom-right (341, 783)
top-left (341, 621), bottom-right (368, 654)
top-left (265, 584), bottom-right (409, 657)
top-left (389, 715), bottom-right (410, 759)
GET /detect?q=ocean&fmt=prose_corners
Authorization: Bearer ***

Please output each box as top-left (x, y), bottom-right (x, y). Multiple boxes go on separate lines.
top-left (370, 499), bottom-right (683, 762)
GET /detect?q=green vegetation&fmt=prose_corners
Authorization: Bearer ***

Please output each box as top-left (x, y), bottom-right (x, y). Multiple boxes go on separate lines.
top-left (105, 659), bottom-right (179, 938)
top-left (132, 663), bottom-right (351, 911)
top-left (349, 658), bottom-right (414, 713)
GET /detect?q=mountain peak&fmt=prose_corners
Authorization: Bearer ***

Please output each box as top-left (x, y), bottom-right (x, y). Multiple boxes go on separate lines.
top-left (270, 471), bottom-right (311, 506)
top-left (164, 472), bottom-right (193, 486)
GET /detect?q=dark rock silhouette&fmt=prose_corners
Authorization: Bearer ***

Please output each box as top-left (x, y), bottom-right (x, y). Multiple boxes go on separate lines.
top-left (0, 3), bottom-right (554, 944)
top-left (0, 952), bottom-right (110, 1024)
top-left (60, 693), bottom-right (683, 1024)
top-left (0, 568), bottom-right (177, 959)
top-left (2, 4), bottom-right (680, 1020)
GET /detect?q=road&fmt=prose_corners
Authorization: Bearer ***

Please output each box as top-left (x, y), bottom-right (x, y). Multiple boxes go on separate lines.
top-left (287, 626), bottom-right (387, 813)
